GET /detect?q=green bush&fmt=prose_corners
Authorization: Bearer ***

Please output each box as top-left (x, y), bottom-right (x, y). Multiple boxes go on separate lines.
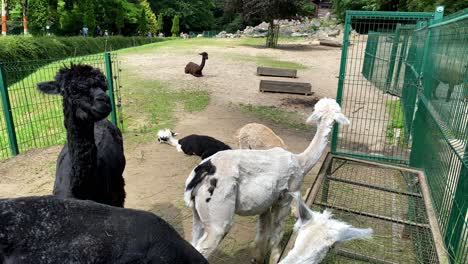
top-left (0, 36), bottom-right (166, 62)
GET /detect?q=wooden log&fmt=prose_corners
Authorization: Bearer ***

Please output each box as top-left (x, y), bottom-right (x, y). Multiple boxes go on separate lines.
top-left (257, 67), bottom-right (297, 78)
top-left (259, 80), bottom-right (312, 96)
top-left (319, 38), bottom-right (343, 47)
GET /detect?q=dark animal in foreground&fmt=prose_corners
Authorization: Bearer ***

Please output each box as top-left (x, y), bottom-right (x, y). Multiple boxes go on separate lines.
top-left (37, 64), bottom-right (126, 207)
top-left (185, 52), bottom-right (208, 77)
top-left (0, 196), bottom-right (208, 264)
top-left (158, 128), bottom-right (231, 159)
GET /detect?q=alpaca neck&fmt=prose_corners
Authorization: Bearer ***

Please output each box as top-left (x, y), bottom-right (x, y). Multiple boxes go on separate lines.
top-left (64, 112), bottom-right (97, 199)
top-left (199, 57), bottom-right (206, 71)
top-left (295, 118), bottom-right (334, 175)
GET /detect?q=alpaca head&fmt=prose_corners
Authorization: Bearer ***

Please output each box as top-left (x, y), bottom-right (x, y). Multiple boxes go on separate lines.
top-left (199, 52), bottom-right (209, 60)
top-left (306, 98), bottom-right (349, 125)
top-left (157, 128), bottom-right (178, 143)
top-left (37, 64), bottom-right (111, 123)
top-left (286, 192), bottom-right (372, 263)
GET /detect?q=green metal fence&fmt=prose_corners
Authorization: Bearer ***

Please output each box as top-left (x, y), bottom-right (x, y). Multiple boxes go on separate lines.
top-left (332, 7), bottom-right (468, 263)
top-left (0, 52), bottom-right (122, 160)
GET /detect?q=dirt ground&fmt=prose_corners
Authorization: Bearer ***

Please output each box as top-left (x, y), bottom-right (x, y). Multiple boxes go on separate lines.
top-left (0, 40), bottom-right (341, 263)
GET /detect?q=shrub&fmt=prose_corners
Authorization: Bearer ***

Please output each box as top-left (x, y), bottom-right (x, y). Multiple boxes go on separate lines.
top-left (0, 36), bottom-right (166, 62)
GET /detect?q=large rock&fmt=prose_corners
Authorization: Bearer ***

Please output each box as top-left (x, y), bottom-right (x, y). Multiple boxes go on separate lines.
top-left (327, 29), bottom-right (340, 37)
top-left (291, 32), bottom-right (309, 37)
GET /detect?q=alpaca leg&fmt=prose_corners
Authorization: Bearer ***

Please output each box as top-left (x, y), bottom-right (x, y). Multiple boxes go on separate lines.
top-left (446, 84), bottom-right (455, 102)
top-left (431, 80), bottom-right (440, 100)
top-left (251, 210), bottom-right (272, 264)
top-left (194, 180), bottom-right (237, 258)
top-left (192, 207), bottom-right (204, 246)
top-left (268, 194), bottom-right (293, 264)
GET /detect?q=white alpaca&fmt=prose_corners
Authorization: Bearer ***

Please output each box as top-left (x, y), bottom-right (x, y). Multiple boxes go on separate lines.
top-left (184, 98), bottom-right (350, 263)
top-left (279, 192), bottom-right (373, 264)
top-left (235, 123), bottom-right (287, 150)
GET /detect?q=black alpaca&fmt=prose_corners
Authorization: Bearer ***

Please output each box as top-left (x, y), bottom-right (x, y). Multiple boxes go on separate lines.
top-left (37, 64), bottom-right (126, 207)
top-left (185, 52), bottom-right (208, 77)
top-left (158, 128), bottom-right (231, 159)
top-left (0, 196), bottom-right (208, 264)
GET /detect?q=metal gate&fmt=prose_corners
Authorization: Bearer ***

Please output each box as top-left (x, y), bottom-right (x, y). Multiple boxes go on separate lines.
top-left (331, 11), bottom-right (433, 164)
top-left (331, 7), bottom-right (468, 263)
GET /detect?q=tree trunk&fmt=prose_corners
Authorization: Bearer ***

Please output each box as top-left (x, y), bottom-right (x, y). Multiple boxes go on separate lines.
top-left (22, 0), bottom-right (28, 34)
top-left (1, 0), bottom-right (8, 36)
top-left (266, 20), bottom-right (277, 48)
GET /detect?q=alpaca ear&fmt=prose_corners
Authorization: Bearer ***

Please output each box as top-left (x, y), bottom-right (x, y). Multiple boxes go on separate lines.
top-left (37, 81), bottom-right (61, 95)
top-left (338, 227), bottom-right (373, 242)
top-left (334, 113), bottom-right (350, 125)
top-left (290, 192), bottom-right (312, 223)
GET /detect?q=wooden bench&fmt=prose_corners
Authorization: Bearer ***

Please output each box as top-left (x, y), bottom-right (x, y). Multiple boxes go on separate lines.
top-left (259, 80), bottom-right (312, 96)
top-left (257, 67), bottom-right (297, 78)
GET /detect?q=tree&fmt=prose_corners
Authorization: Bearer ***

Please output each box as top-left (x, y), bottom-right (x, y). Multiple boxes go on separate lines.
top-left (227, 0), bottom-right (314, 47)
top-left (141, 0), bottom-right (157, 35)
top-left (21, 0), bottom-right (28, 34)
top-left (156, 13), bottom-right (163, 33)
top-left (1, 0), bottom-right (8, 35)
top-left (27, 0), bottom-right (48, 34)
top-left (171, 14), bottom-right (179, 36)
top-left (138, 8), bottom-right (147, 36)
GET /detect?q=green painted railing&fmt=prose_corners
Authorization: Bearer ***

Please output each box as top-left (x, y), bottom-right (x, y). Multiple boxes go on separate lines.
top-left (0, 52), bottom-right (122, 160)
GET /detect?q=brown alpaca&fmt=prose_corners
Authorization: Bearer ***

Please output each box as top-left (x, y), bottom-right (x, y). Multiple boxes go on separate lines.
top-left (185, 52), bottom-right (208, 77)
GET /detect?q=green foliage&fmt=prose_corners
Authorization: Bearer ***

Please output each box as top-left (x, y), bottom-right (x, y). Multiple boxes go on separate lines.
top-left (141, 0), bottom-right (157, 35)
top-left (80, 0), bottom-right (96, 34)
top-left (0, 35), bottom-right (166, 62)
top-left (27, 0), bottom-right (49, 34)
top-left (171, 15), bottom-right (179, 36)
top-left (156, 13), bottom-right (163, 33)
top-left (138, 8), bottom-right (148, 36)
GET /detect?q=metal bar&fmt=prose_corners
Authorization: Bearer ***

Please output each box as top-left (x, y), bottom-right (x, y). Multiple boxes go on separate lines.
top-left (0, 63), bottom-right (19, 156)
top-left (314, 201), bottom-right (430, 229)
top-left (104, 52), bottom-right (118, 126)
top-left (385, 24), bottom-right (401, 93)
top-left (346, 10), bottom-right (434, 18)
top-left (335, 248), bottom-right (398, 264)
top-left (333, 151), bottom-right (409, 164)
top-left (392, 31), bottom-right (409, 93)
top-left (331, 13), bottom-right (352, 153)
top-left (429, 11), bottom-right (468, 29)
top-left (326, 175), bottom-right (423, 198)
top-left (417, 167), bottom-right (450, 263)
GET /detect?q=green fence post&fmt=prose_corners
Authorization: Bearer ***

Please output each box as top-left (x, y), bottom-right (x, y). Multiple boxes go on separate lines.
top-left (104, 52), bottom-right (118, 126)
top-left (331, 11), bottom-right (352, 153)
top-left (386, 24), bottom-right (401, 95)
top-left (0, 63), bottom-right (19, 156)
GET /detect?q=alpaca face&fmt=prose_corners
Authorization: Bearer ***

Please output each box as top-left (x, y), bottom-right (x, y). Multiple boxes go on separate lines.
top-left (306, 98), bottom-right (350, 125)
top-left (199, 52), bottom-right (208, 60)
top-left (37, 64), bottom-right (112, 122)
top-left (157, 128), bottom-right (178, 143)
top-left (285, 192), bottom-right (372, 264)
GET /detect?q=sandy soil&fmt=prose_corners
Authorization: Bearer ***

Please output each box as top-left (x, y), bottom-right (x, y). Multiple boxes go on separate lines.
top-left (0, 40), bottom-right (341, 263)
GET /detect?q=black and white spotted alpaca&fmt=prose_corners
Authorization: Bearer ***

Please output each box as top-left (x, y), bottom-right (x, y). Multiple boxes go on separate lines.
top-left (37, 64), bottom-right (126, 207)
top-left (0, 196), bottom-right (208, 264)
top-left (157, 128), bottom-right (231, 159)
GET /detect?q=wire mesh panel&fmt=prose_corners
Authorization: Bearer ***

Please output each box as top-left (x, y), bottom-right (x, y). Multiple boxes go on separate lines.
top-left (410, 8), bottom-right (468, 263)
top-left (0, 53), bottom-right (122, 160)
top-left (332, 11), bottom-right (433, 164)
top-left (287, 154), bottom-right (443, 264)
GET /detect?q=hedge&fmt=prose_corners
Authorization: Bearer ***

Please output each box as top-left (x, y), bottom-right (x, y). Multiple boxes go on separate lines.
top-left (0, 36), bottom-right (166, 62)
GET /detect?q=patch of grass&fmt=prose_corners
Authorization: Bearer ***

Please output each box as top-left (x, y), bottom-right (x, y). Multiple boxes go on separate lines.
top-left (239, 104), bottom-right (308, 131)
top-left (121, 68), bottom-right (210, 146)
top-left (225, 53), bottom-right (307, 70)
top-left (385, 100), bottom-right (407, 146)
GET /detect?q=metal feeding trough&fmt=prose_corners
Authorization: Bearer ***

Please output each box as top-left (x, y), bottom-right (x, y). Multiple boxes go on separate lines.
top-left (280, 153), bottom-right (448, 264)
